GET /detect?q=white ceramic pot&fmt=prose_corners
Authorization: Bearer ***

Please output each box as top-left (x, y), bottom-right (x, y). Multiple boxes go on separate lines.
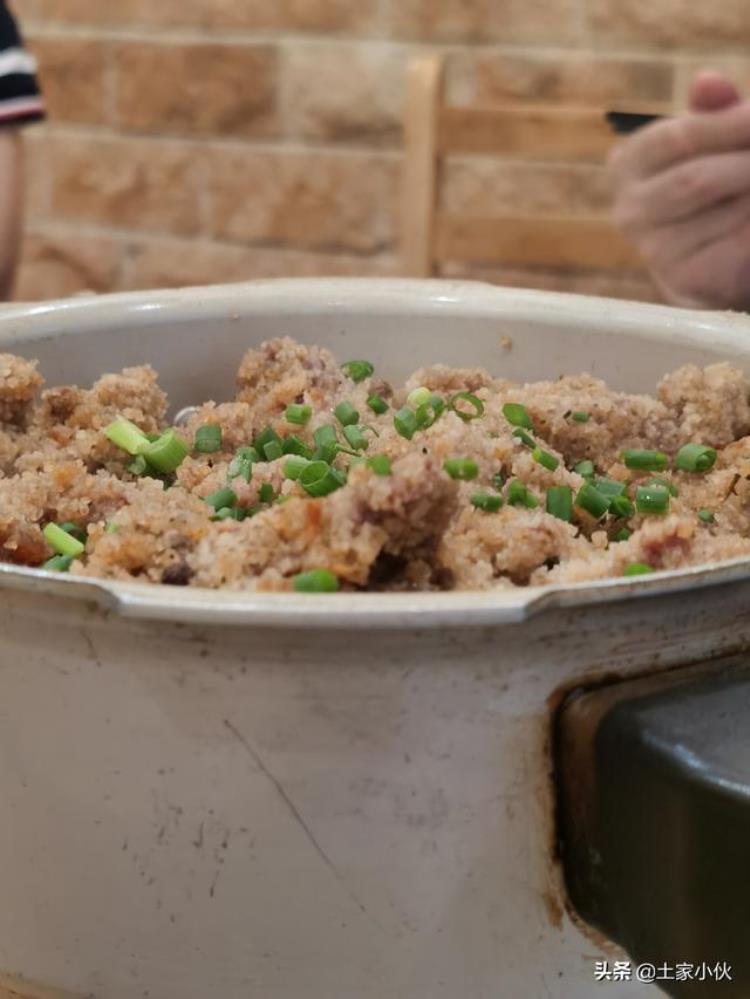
top-left (1, 280), bottom-right (749, 999)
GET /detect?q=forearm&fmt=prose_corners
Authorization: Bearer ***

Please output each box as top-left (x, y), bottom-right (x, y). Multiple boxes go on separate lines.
top-left (0, 129), bottom-right (24, 300)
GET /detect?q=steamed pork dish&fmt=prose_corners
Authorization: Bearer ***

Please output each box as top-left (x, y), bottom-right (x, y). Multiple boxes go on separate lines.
top-left (1, 339), bottom-right (750, 592)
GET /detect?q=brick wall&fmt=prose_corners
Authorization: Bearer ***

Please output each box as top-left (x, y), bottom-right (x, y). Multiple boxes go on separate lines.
top-left (13, 0), bottom-right (750, 301)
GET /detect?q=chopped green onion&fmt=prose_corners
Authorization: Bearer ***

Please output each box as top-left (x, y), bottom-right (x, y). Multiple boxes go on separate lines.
top-left (194, 424), bottom-right (222, 454)
top-left (507, 480), bottom-right (538, 509)
top-left (315, 442), bottom-right (340, 463)
top-left (394, 406), bottom-right (419, 440)
top-left (128, 454), bottom-right (148, 477)
top-left (532, 447), bottom-right (559, 472)
top-left (646, 476), bottom-right (679, 497)
top-left (334, 401), bottom-right (359, 427)
top-left (282, 435), bottom-right (312, 458)
top-left (367, 394), bottom-right (389, 415)
top-left (635, 483), bottom-right (670, 515)
top-left (614, 528), bottom-right (632, 542)
top-left (407, 386), bottom-right (432, 408)
top-left (254, 426), bottom-right (283, 458)
top-left (443, 458), bottom-right (479, 481)
top-left (228, 447), bottom-right (256, 482)
top-left (674, 443), bottom-right (717, 474)
top-left (293, 569), bottom-right (340, 593)
top-left (594, 477), bottom-right (627, 498)
top-left (105, 521), bottom-right (120, 535)
top-left (449, 392), bottom-right (485, 422)
top-left (259, 483), bottom-right (274, 503)
top-left (571, 411), bottom-right (590, 423)
top-left (503, 402), bottom-right (533, 430)
top-left (314, 424), bottom-right (338, 448)
top-left (284, 455), bottom-right (310, 480)
top-left (43, 554), bottom-right (74, 573)
top-left (299, 461), bottom-right (346, 497)
top-left (285, 403), bottom-right (312, 425)
top-left (546, 486), bottom-right (573, 522)
top-left (622, 449), bottom-right (668, 472)
top-left (342, 360), bottom-right (374, 383)
top-left (343, 424), bottom-right (369, 451)
top-left (206, 487), bottom-right (237, 511)
top-left (211, 507), bottom-right (243, 522)
top-left (574, 460), bottom-right (595, 479)
top-left (142, 429), bottom-right (189, 474)
top-left (415, 394), bottom-right (445, 430)
top-left (471, 492), bottom-right (503, 512)
top-left (623, 563), bottom-right (654, 576)
top-left (698, 509), bottom-right (715, 523)
top-left (263, 440), bottom-right (283, 461)
top-left (104, 417), bottom-right (150, 456)
top-left (43, 523), bottom-right (85, 558)
top-left (512, 429), bottom-right (535, 450)
top-left (58, 521), bottom-right (87, 543)
top-left (367, 454), bottom-right (391, 476)
top-left (492, 471), bottom-right (505, 490)
top-left (575, 482), bottom-right (610, 520)
top-left (609, 494), bottom-right (635, 518)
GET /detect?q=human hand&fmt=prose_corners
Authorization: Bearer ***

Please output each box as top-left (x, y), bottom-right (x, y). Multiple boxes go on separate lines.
top-left (609, 71), bottom-right (750, 312)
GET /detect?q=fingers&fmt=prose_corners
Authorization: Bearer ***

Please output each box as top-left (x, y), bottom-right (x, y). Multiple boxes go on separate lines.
top-left (614, 150), bottom-right (750, 232)
top-left (608, 100), bottom-right (750, 184)
top-left (640, 191), bottom-right (750, 268)
top-left (688, 70), bottom-right (741, 113)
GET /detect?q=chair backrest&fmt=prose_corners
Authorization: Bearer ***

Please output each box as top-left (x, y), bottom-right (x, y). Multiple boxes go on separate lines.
top-left (400, 54), bottom-right (665, 278)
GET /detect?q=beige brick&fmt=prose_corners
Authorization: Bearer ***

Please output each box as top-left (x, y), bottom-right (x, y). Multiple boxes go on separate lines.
top-left (49, 135), bottom-right (204, 237)
top-left (390, 0), bottom-right (583, 46)
top-left (586, 0), bottom-right (750, 50)
top-left (441, 261), bottom-right (658, 302)
top-left (474, 53), bottom-right (675, 107)
top-left (16, 228), bottom-right (122, 301)
top-left (114, 42), bottom-right (279, 139)
top-left (27, 36), bottom-right (109, 126)
top-left (441, 158), bottom-right (613, 218)
top-left (29, 0), bottom-right (378, 32)
top-left (285, 44), bottom-right (404, 145)
top-left (207, 149), bottom-right (398, 253)
top-left (25, 131), bottom-right (50, 222)
top-left (122, 237), bottom-right (398, 290)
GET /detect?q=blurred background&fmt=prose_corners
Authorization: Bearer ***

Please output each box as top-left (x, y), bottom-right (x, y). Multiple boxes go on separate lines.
top-left (13, 0), bottom-right (750, 302)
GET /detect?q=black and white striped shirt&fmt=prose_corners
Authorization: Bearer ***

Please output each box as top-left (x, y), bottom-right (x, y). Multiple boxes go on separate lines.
top-left (0, 2), bottom-right (44, 127)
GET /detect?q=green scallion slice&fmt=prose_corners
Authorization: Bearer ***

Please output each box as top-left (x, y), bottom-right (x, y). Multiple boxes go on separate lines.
top-left (546, 486), bottom-right (573, 522)
top-left (674, 443), bottom-right (717, 474)
top-left (342, 360), bottom-right (374, 383)
top-left (507, 480), bottom-right (538, 509)
top-left (407, 386), bottom-right (432, 408)
top-left (415, 394), bottom-right (445, 430)
top-left (503, 402), bottom-right (533, 430)
top-left (128, 454), bottom-right (148, 477)
top-left (105, 521), bottom-right (120, 534)
top-left (334, 401), bottom-right (359, 427)
top-left (43, 523), bottom-right (85, 558)
top-left (609, 494), bottom-right (635, 518)
top-left (43, 554), bottom-right (74, 573)
top-left (284, 455), bottom-right (310, 480)
top-left (492, 471), bottom-right (505, 490)
top-left (532, 447), bottom-right (559, 472)
top-left (228, 447), bottom-right (256, 482)
top-left (343, 424), bottom-right (369, 451)
top-left (574, 460), bottom-right (595, 479)
top-left (282, 435), bottom-right (312, 458)
top-left (206, 486), bottom-right (237, 511)
top-left (594, 477), bottom-right (627, 498)
top-left (622, 449), bottom-right (668, 472)
top-left (58, 521), bottom-right (87, 543)
top-left (443, 458), bottom-right (479, 481)
top-left (211, 507), bottom-right (242, 522)
top-left (285, 403), bottom-right (312, 426)
top-left (575, 482), bottom-right (610, 520)
top-left (367, 394), bottom-right (389, 415)
top-left (449, 392), bottom-right (485, 422)
top-left (142, 429), bottom-right (189, 474)
top-left (698, 508), bottom-right (715, 523)
top-left (623, 563), bottom-right (654, 576)
top-left (293, 569), bottom-right (340, 593)
top-left (263, 440), bottom-right (284, 461)
top-left (512, 427), bottom-right (535, 448)
top-left (254, 426), bottom-right (283, 458)
top-left (471, 492), bottom-right (503, 512)
top-left (314, 424), bottom-right (338, 448)
top-left (259, 483), bottom-right (274, 504)
top-left (614, 528), bottom-right (632, 542)
top-left (571, 411), bottom-right (590, 423)
top-left (367, 454), bottom-right (391, 476)
top-left (394, 406), bottom-right (419, 440)
top-left (299, 461), bottom-right (346, 497)
top-left (194, 424), bottom-right (222, 454)
top-left (646, 476), bottom-right (679, 497)
top-left (104, 417), bottom-right (150, 456)
top-left (635, 483), bottom-right (670, 515)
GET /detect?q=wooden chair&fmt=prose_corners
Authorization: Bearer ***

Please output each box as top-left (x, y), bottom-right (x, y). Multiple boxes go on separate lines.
top-left (400, 54), bottom-right (666, 279)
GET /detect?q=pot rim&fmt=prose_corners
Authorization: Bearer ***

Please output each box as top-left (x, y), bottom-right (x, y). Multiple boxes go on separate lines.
top-left (3, 277), bottom-right (750, 628)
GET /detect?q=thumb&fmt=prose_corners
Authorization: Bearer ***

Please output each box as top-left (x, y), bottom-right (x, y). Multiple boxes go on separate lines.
top-left (688, 70), bottom-right (741, 112)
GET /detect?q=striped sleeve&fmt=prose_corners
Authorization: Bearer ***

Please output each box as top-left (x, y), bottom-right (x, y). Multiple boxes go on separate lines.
top-left (0, 3), bottom-right (44, 127)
